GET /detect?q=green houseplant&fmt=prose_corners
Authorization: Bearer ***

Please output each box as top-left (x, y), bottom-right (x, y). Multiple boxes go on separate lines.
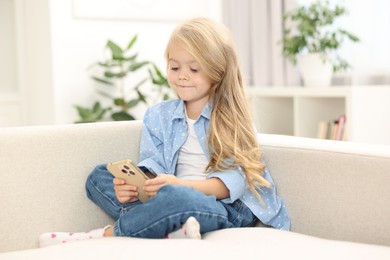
top-left (282, 0), bottom-right (359, 86)
top-left (75, 35), bottom-right (172, 123)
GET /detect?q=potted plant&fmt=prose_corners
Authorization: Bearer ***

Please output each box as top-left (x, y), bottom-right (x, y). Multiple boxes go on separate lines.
top-left (282, 0), bottom-right (359, 87)
top-left (75, 35), bottom-right (173, 123)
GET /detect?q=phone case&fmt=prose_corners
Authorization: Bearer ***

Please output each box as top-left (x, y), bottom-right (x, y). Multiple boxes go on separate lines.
top-left (107, 159), bottom-right (151, 203)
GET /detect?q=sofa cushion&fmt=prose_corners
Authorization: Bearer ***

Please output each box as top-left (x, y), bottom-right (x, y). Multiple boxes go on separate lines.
top-left (1, 228), bottom-right (389, 260)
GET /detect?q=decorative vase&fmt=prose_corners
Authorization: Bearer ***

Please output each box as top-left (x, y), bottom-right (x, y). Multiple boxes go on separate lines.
top-left (297, 53), bottom-right (333, 87)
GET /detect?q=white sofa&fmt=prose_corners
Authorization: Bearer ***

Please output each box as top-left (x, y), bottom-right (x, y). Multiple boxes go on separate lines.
top-left (1, 120), bottom-right (390, 259)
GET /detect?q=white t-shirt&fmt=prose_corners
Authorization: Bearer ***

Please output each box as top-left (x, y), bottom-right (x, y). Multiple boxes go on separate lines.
top-left (176, 116), bottom-right (209, 180)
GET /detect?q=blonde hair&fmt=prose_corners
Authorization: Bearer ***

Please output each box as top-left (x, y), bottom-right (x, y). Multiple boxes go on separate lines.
top-left (165, 17), bottom-right (271, 202)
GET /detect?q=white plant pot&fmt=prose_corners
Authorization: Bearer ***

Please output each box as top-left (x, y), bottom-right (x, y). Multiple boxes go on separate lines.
top-left (297, 53), bottom-right (333, 87)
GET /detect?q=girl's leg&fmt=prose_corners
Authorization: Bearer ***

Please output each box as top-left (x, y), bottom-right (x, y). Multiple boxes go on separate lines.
top-left (39, 165), bottom-right (140, 247)
top-left (85, 165), bottom-right (212, 238)
top-left (40, 168), bottom-right (255, 246)
top-left (166, 216), bottom-right (201, 239)
top-left (221, 200), bottom-right (258, 228)
top-left (112, 185), bottom-right (232, 238)
top-left (40, 170), bottom-right (213, 247)
top-left (86, 165), bottom-right (256, 232)
top-left (39, 225), bottom-right (111, 248)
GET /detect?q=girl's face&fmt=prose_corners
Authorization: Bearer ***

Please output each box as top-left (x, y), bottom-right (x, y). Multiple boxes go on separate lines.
top-left (167, 43), bottom-right (213, 111)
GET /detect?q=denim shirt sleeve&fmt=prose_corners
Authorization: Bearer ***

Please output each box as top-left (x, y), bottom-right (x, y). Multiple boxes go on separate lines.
top-left (207, 167), bottom-right (247, 203)
top-left (137, 108), bottom-right (167, 174)
top-left (255, 167), bottom-right (291, 230)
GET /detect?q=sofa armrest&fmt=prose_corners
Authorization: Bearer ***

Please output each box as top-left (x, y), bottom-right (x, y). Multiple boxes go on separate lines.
top-left (258, 134), bottom-right (390, 246)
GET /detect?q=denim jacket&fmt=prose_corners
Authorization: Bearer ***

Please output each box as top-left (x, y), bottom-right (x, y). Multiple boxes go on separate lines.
top-left (137, 99), bottom-right (291, 230)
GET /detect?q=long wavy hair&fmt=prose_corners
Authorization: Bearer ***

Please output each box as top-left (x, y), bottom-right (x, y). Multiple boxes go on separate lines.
top-left (165, 17), bottom-right (271, 202)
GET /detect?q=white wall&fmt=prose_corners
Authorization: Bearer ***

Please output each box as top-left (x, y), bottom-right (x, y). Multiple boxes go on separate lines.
top-left (3, 0), bottom-right (221, 126)
top-left (49, 0), bottom-right (222, 124)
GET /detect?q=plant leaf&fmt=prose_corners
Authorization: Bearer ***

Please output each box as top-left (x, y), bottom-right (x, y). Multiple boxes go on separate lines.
top-left (104, 71), bottom-right (127, 78)
top-left (97, 90), bottom-right (114, 99)
top-left (136, 89), bottom-right (147, 104)
top-left (339, 29), bottom-right (360, 42)
top-left (163, 93), bottom-right (170, 101)
top-left (129, 61), bottom-right (149, 71)
top-left (92, 101), bottom-right (101, 112)
top-left (74, 102), bottom-right (110, 123)
top-left (124, 54), bottom-right (138, 61)
top-left (114, 98), bottom-right (126, 106)
top-left (107, 40), bottom-right (123, 60)
top-left (152, 63), bottom-right (164, 78)
top-left (126, 35), bottom-right (138, 51)
top-left (111, 111), bottom-right (135, 121)
top-left (148, 66), bottom-right (169, 87)
top-left (133, 77), bottom-right (148, 89)
top-left (97, 61), bottom-right (120, 68)
top-left (91, 76), bottom-right (114, 86)
top-left (76, 106), bottom-right (92, 119)
top-left (127, 99), bottom-right (139, 108)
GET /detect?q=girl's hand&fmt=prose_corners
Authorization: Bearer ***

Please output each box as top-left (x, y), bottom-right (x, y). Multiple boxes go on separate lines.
top-left (143, 174), bottom-right (182, 198)
top-left (113, 178), bottom-right (139, 204)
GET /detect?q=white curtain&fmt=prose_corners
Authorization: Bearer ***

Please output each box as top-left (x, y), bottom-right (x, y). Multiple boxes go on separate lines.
top-left (222, 0), bottom-right (300, 87)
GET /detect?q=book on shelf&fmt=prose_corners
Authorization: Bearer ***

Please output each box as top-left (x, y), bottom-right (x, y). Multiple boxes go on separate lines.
top-left (335, 114), bottom-right (346, 140)
top-left (317, 121), bottom-right (329, 139)
top-left (317, 114), bottom-right (347, 141)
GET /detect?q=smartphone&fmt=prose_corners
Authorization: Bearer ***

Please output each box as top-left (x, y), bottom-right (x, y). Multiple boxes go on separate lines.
top-left (106, 159), bottom-right (156, 203)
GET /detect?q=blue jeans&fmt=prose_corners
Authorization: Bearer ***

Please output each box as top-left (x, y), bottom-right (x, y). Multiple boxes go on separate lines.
top-left (86, 164), bottom-right (256, 238)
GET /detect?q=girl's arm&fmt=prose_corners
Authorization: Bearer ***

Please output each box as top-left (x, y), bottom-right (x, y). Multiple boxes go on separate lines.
top-left (144, 174), bottom-right (230, 199)
top-left (206, 168), bottom-right (247, 203)
top-left (181, 178), bottom-right (230, 199)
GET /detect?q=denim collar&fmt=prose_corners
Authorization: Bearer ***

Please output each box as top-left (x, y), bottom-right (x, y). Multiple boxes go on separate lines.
top-left (172, 99), bottom-right (212, 121)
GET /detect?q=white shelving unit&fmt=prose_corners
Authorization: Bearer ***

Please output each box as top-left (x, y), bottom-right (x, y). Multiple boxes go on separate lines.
top-left (247, 86), bottom-right (390, 145)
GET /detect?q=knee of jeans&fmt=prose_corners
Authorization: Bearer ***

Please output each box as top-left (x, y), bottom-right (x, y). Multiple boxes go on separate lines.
top-left (155, 185), bottom-right (227, 223)
top-left (86, 164), bottom-right (110, 196)
top-left (158, 185), bottom-right (187, 198)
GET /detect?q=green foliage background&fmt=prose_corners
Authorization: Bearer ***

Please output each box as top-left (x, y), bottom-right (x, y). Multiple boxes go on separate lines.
top-left (75, 35), bottom-right (172, 123)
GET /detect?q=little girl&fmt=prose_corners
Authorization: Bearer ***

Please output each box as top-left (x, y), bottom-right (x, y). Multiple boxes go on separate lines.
top-left (39, 17), bottom-right (290, 247)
